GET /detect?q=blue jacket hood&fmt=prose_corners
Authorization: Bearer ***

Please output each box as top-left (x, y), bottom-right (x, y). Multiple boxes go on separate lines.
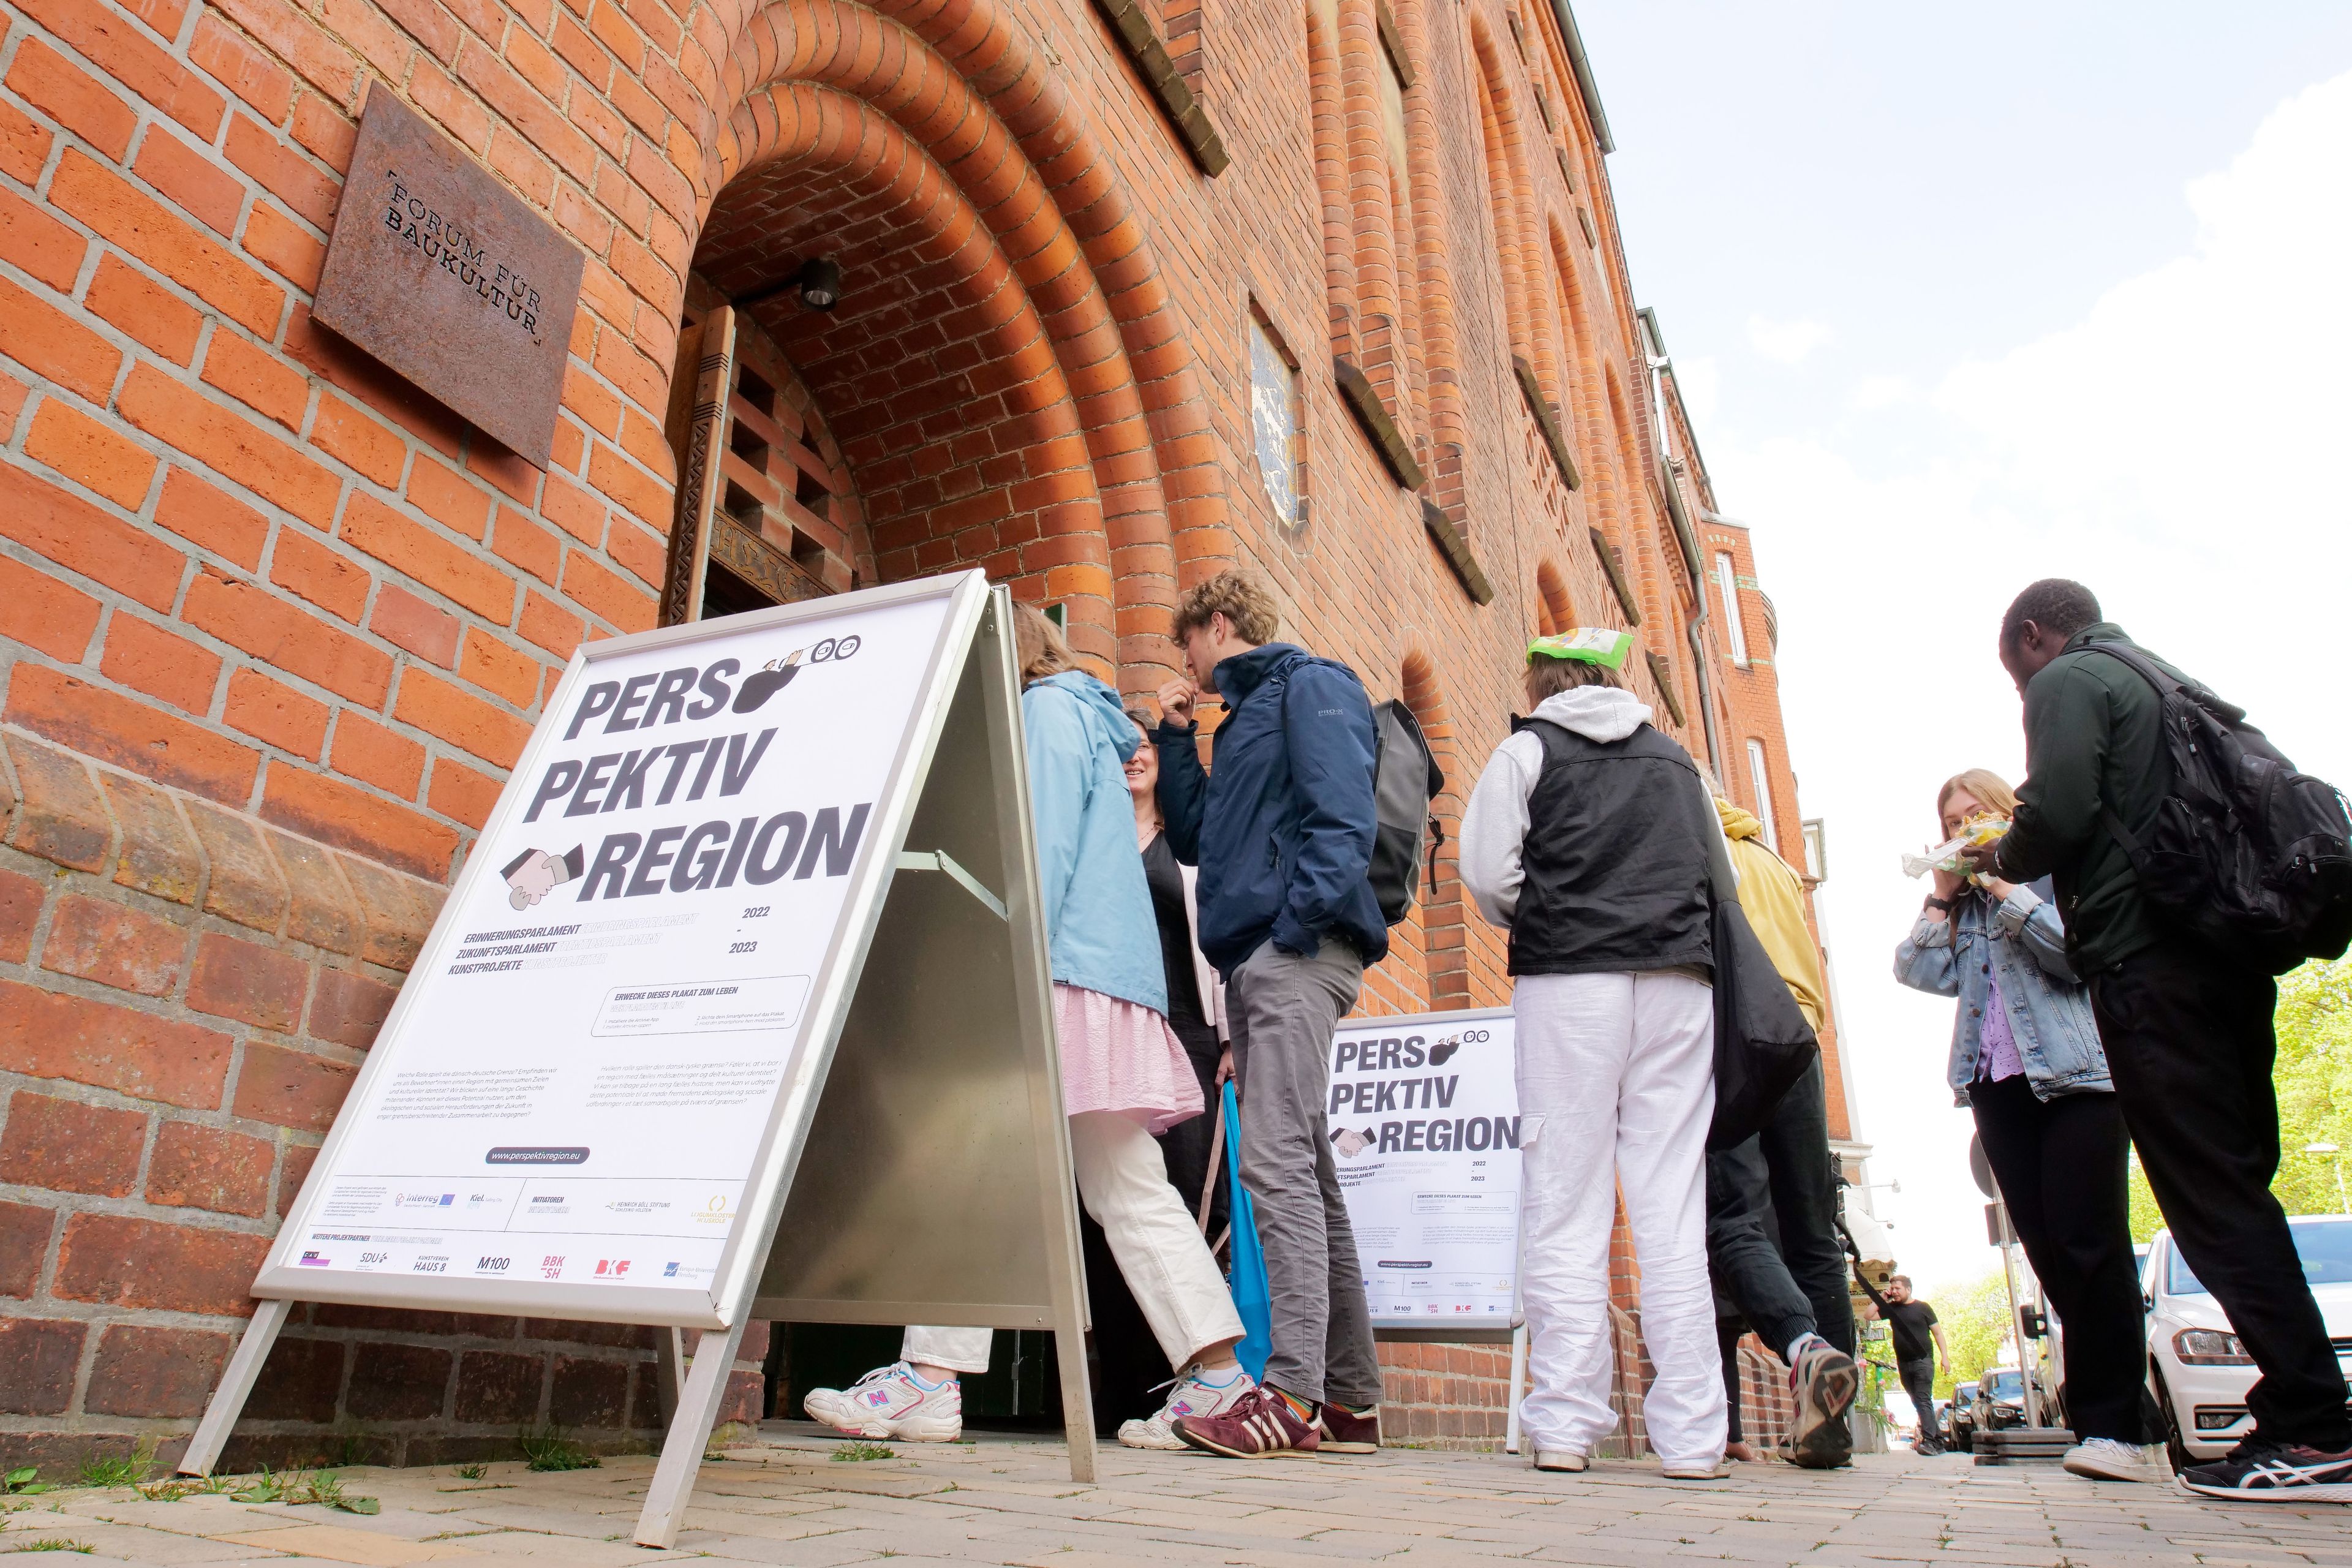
top-left (1020, 671), bottom-right (1166, 1014)
top-left (1031, 669), bottom-right (1142, 761)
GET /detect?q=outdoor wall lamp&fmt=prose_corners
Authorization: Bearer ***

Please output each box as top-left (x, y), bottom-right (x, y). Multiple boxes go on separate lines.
top-left (796, 257), bottom-right (842, 312)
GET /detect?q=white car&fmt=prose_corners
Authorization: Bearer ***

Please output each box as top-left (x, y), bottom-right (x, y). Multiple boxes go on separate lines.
top-left (2144, 1214), bottom-right (2352, 1469)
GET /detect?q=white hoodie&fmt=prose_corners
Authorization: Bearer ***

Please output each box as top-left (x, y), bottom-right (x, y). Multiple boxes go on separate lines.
top-left (1458, 685), bottom-right (1733, 928)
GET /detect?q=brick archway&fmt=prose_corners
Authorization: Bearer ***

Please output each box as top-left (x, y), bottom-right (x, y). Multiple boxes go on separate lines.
top-left (669, 0), bottom-right (1231, 683)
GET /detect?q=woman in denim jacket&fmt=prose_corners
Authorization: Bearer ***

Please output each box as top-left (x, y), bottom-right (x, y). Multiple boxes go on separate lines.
top-left (1895, 770), bottom-right (2155, 1479)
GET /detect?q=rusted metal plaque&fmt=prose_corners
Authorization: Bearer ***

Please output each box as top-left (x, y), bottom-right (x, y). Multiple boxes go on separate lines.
top-left (313, 87), bottom-right (585, 469)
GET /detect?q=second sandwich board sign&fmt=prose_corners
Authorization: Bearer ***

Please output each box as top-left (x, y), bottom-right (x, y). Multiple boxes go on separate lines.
top-left (177, 571), bottom-right (1096, 1545)
top-left (1327, 1006), bottom-right (1522, 1336)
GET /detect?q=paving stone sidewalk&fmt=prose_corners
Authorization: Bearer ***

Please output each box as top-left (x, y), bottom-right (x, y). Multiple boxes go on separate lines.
top-left (4, 1423), bottom-right (2345, 1567)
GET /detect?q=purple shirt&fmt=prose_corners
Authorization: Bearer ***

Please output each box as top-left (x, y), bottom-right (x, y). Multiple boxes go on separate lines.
top-left (1976, 968), bottom-right (2024, 1083)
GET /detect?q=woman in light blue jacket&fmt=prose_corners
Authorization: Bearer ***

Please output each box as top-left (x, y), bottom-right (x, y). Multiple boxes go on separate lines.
top-left (1894, 769), bottom-right (2152, 1477)
top-left (804, 605), bottom-right (1248, 1452)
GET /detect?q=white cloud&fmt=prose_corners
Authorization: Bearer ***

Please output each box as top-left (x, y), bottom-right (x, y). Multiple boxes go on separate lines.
top-left (1747, 314), bottom-right (1833, 364)
top-left (1716, 68), bottom-right (2352, 1292)
top-left (1849, 374), bottom-right (1913, 410)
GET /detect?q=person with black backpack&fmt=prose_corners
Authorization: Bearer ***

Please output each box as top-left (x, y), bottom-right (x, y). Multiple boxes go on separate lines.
top-left (1152, 568), bottom-right (1392, 1459)
top-left (1967, 579), bottom-right (2352, 1502)
top-left (1459, 629), bottom-right (1732, 1480)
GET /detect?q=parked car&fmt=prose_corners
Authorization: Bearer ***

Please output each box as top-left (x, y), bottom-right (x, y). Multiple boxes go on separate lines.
top-left (2144, 1213), bottom-right (2352, 1472)
top-left (1947, 1382), bottom-right (1979, 1453)
top-left (1972, 1366), bottom-right (2031, 1436)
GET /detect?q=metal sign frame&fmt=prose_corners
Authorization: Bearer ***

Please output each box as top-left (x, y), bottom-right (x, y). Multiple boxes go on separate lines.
top-left (176, 576), bottom-right (1095, 1546)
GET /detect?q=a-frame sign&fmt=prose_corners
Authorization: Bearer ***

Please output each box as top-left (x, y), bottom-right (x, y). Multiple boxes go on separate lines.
top-left (179, 573), bottom-right (1096, 1547)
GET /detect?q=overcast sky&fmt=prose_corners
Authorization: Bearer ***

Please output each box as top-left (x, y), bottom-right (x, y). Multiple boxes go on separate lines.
top-left (1577, 2), bottom-right (2352, 1294)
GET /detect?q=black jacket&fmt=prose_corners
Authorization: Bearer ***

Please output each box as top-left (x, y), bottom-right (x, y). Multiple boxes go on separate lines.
top-left (1995, 622), bottom-right (2191, 972)
top-left (1507, 717), bottom-right (1716, 978)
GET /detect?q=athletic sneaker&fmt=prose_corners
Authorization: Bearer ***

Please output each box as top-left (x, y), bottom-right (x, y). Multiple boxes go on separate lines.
top-left (1118, 1364), bottom-right (1256, 1450)
top-left (2180, 1441), bottom-right (2352, 1503)
top-left (1532, 1449), bottom-right (1588, 1472)
top-left (1662, 1460), bottom-right (1727, 1480)
top-left (1316, 1401), bottom-right (1381, 1453)
top-left (2063, 1438), bottom-right (2168, 1484)
top-left (1785, 1336), bottom-right (1857, 1471)
top-left (801, 1362), bottom-right (963, 1442)
top-left (1175, 1385), bottom-right (1321, 1458)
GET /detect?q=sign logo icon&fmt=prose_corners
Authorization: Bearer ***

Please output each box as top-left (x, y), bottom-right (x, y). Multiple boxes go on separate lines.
top-left (731, 635), bottom-right (864, 714)
top-left (595, 1259), bottom-right (630, 1278)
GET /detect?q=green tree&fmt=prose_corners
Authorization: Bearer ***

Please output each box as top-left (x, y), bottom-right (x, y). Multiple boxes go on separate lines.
top-left (1924, 1270), bottom-right (2016, 1399)
top-left (2125, 954), bottom-right (2352, 1238)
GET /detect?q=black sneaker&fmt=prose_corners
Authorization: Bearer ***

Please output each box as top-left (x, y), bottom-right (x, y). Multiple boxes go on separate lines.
top-left (2180, 1441), bottom-right (2352, 1503)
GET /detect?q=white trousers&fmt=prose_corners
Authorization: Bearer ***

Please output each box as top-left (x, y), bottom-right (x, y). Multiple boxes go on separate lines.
top-left (1513, 970), bottom-right (1725, 1467)
top-left (903, 1109), bottom-right (1243, 1375)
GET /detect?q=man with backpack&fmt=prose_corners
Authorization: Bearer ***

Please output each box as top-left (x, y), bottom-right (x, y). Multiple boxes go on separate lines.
top-left (1153, 569), bottom-right (1389, 1458)
top-left (1969, 579), bottom-right (2352, 1501)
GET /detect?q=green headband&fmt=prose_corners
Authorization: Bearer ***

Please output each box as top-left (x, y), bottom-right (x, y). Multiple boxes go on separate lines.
top-left (1528, 629), bottom-right (1634, 669)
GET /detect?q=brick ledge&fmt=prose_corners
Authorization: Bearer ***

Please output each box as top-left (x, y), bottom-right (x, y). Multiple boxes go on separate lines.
top-left (0, 728), bottom-right (445, 975)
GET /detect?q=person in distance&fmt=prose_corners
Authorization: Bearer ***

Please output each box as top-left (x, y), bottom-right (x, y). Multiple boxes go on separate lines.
top-left (1153, 568), bottom-right (1389, 1459)
top-left (1460, 630), bottom-right (1728, 1482)
top-left (802, 604), bottom-right (1251, 1449)
top-left (1962, 580), bottom-right (2352, 1502)
top-left (1896, 766), bottom-right (2154, 1480)
top-left (1701, 775), bottom-right (1860, 1469)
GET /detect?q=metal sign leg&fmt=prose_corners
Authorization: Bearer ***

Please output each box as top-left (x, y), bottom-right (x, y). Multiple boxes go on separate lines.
top-left (1504, 1322), bottom-right (1529, 1455)
top-left (654, 1325), bottom-right (687, 1428)
top-left (179, 1297), bottom-right (293, 1477)
top-left (633, 1319), bottom-right (747, 1548)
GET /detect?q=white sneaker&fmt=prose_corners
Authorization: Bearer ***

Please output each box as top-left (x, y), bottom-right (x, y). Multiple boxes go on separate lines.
top-left (1662, 1458), bottom-right (1728, 1480)
top-left (2063, 1437), bottom-right (2168, 1484)
top-left (802, 1362), bottom-right (963, 1441)
top-left (1118, 1363), bottom-right (1256, 1450)
top-left (1532, 1449), bottom-right (1588, 1472)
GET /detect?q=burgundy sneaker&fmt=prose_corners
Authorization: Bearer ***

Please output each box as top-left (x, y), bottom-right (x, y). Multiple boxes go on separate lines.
top-left (1175, 1386), bottom-right (1322, 1458)
top-left (1316, 1401), bottom-right (1380, 1453)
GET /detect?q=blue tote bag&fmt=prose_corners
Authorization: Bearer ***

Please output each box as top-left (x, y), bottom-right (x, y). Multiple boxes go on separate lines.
top-left (1219, 1080), bottom-right (1273, 1382)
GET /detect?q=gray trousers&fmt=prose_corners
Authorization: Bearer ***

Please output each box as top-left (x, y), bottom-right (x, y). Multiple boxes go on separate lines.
top-left (1228, 937), bottom-right (1381, 1408)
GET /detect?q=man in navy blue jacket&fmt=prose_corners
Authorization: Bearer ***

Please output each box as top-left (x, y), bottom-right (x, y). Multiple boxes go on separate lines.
top-left (1151, 569), bottom-right (1387, 1459)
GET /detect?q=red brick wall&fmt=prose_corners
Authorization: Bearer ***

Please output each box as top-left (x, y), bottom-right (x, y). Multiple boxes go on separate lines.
top-left (0, 0), bottom-right (1786, 1462)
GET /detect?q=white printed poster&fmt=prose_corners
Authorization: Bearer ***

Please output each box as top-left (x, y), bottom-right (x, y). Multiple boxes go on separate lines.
top-left (1327, 1007), bottom-right (1520, 1329)
top-left (257, 576), bottom-right (977, 1320)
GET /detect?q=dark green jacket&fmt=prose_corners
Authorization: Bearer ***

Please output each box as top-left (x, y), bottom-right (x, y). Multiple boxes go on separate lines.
top-left (1993, 623), bottom-right (2192, 971)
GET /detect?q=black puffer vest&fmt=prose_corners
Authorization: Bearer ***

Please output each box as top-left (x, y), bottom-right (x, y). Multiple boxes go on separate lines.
top-left (1507, 717), bottom-right (1716, 978)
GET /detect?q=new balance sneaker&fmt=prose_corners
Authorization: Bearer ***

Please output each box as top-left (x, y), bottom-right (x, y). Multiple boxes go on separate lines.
top-left (2063, 1438), bottom-right (2169, 1484)
top-left (801, 1362), bottom-right (963, 1442)
top-left (1316, 1400), bottom-right (1381, 1454)
top-left (1175, 1385), bottom-right (1321, 1458)
top-left (1532, 1449), bottom-right (1588, 1472)
top-left (1785, 1335), bottom-right (1857, 1471)
top-left (1118, 1364), bottom-right (1256, 1450)
top-left (2180, 1441), bottom-right (2352, 1503)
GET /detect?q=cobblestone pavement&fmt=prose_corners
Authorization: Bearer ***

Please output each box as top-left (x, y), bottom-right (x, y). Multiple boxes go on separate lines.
top-left (7, 1423), bottom-right (2346, 1566)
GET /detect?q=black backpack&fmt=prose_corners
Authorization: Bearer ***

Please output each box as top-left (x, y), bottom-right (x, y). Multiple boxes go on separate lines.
top-left (1368, 699), bottom-right (1445, 925)
top-left (2088, 644), bottom-right (2352, 974)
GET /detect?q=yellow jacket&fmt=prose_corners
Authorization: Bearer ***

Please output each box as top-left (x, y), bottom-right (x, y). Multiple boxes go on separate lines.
top-left (1716, 799), bottom-right (1826, 1033)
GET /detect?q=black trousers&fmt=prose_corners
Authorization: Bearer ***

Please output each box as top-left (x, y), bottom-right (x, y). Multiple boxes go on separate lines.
top-left (1900, 1356), bottom-right (1940, 1442)
top-left (1705, 1059), bottom-right (1856, 1359)
top-left (1968, 1072), bottom-right (2145, 1442)
top-left (2089, 937), bottom-right (2351, 1450)
top-left (1717, 1315), bottom-right (1747, 1444)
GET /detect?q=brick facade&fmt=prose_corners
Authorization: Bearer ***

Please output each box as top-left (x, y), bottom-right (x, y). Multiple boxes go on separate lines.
top-left (0, 0), bottom-right (1825, 1464)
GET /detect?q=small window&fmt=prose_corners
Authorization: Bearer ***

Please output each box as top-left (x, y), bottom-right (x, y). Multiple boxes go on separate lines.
top-left (1746, 739), bottom-right (1779, 853)
top-left (1716, 552), bottom-right (1747, 666)
top-left (1248, 315), bottom-right (1304, 529)
top-left (1802, 818), bottom-right (1826, 882)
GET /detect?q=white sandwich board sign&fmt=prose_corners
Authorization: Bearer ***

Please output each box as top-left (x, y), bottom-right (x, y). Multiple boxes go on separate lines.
top-left (179, 573), bottom-right (1095, 1545)
top-left (1327, 1006), bottom-right (1522, 1335)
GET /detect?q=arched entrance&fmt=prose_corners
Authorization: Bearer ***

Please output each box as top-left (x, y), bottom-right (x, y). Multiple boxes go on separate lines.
top-left (654, 0), bottom-right (1242, 686)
